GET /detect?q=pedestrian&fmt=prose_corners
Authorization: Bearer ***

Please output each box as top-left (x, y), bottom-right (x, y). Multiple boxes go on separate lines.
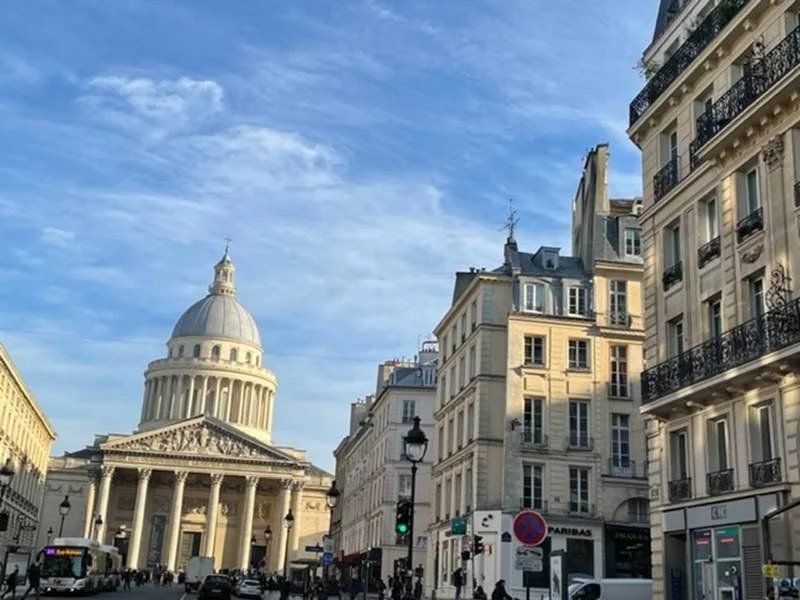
top-left (19, 561), bottom-right (40, 600)
top-left (377, 577), bottom-right (386, 600)
top-left (490, 580), bottom-right (512, 600)
top-left (452, 568), bottom-right (463, 600)
top-left (413, 577), bottom-right (422, 600)
top-left (2, 566), bottom-right (19, 600)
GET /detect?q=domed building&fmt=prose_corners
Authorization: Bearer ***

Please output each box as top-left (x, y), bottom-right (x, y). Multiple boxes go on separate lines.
top-left (39, 249), bottom-right (332, 575)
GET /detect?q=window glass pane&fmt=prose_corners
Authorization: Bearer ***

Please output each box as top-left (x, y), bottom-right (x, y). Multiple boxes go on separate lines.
top-left (759, 405), bottom-right (773, 460)
top-left (746, 170), bottom-right (759, 212)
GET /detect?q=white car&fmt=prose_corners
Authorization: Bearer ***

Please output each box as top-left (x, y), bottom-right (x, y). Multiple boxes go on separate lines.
top-left (235, 579), bottom-right (262, 598)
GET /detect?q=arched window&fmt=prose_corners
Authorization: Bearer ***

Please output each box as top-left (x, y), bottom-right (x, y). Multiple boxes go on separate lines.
top-left (212, 345), bottom-right (221, 360)
top-left (246, 352), bottom-right (251, 364)
top-left (178, 345), bottom-right (185, 358)
top-left (193, 345), bottom-right (201, 358)
top-left (229, 348), bottom-right (238, 362)
top-left (255, 356), bottom-right (260, 366)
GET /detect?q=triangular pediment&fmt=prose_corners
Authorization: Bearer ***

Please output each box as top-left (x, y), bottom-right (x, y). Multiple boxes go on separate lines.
top-left (100, 416), bottom-right (304, 465)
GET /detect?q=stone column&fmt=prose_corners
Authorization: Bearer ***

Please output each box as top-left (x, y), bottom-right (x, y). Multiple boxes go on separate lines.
top-left (95, 466), bottom-right (115, 542)
top-left (140, 381), bottom-right (151, 423)
top-left (82, 473), bottom-right (98, 538)
top-left (187, 376), bottom-right (195, 419)
top-left (127, 468), bottom-right (153, 569)
top-left (166, 471), bottom-right (189, 571)
top-left (203, 474), bottom-right (224, 558)
top-left (200, 377), bottom-right (208, 416)
top-left (214, 378), bottom-right (221, 418)
top-left (238, 476), bottom-right (259, 570)
top-left (276, 479), bottom-right (292, 573)
top-left (289, 482), bottom-right (304, 560)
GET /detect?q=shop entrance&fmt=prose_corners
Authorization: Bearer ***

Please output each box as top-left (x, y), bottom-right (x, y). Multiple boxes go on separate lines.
top-left (692, 526), bottom-right (742, 600)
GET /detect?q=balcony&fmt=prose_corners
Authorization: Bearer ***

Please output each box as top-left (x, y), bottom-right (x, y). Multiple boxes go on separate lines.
top-left (608, 381), bottom-right (631, 400)
top-left (697, 236), bottom-right (721, 268)
top-left (736, 207), bottom-right (763, 243)
top-left (653, 156), bottom-right (679, 202)
top-left (605, 459), bottom-right (646, 479)
top-left (566, 434), bottom-right (593, 451)
top-left (662, 261), bottom-right (683, 290)
top-left (749, 457), bottom-right (782, 487)
top-left (642, 296), bottom-right (800, 404)
top-left (520, 431), bottom-right (548, 450)
top-left (694, 25), bottom-right (800, 152)
top-left (629, 0), bottom-right (749, 126)
top-left (707, 468), bottom-right (735, 495)
top-left (668, 477), bottom-right (692, 502)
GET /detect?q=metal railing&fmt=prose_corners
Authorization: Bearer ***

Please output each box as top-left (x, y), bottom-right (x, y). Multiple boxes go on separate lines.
top-left (668, 477), bottom-right (692, 502)
top-left (736, 207), bottom-right (764, 243)
top-left (566, 435), bottom-right (593, 450)
top-left (794, 181), bottom-right (800, 207)
top-left (605, 459), bottom-right (645, 479)
top-left (629, 0), bottom-right (750, 125)
top-left (707, 468), bottom-right (735, 495)
top-left (694, 24), bottom-right (800, 151)
top-left (568, 502), bottom-right (596, 517)
top-left (749, 457), bottom-right (782, 487)
top-left (654, 156), bottom-right (680, 202)
top-left (642, 297), bottom-right (800, 403)
top-left (697, 236), bottom-right (721, 268)
top-left (519, 498), bottom-right (548, 512)
top-left (662, 261), bottom-right (683, 290)
top-left (608, 311), bottom-right (632, 327)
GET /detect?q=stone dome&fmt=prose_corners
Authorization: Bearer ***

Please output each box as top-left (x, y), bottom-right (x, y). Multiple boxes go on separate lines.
top-left (171, 294), bottom-right (261, 347)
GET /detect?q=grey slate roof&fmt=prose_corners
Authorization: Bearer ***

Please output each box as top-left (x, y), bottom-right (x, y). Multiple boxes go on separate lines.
top-left (388, 365), bottom-right (435, 388)
top-left (172, 293), bottom-right (261, 346)
top-left (653, 0), bottom-right (681, 44)
top-left (516, 251), bottom-right (588, 279)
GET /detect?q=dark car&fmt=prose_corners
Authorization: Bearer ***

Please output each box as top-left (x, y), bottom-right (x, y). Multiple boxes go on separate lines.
top-left (199, 574), bottom-right (232, 600)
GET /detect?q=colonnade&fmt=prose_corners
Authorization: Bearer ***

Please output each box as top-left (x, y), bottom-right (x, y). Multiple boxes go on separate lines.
top-left (140, 375), bottom-right (274, 432)
top-left (85, 466), bottom-right (303, 572)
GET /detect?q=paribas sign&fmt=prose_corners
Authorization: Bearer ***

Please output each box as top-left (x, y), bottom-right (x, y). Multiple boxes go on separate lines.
top-left (549, 527), bottom-right (592, 537)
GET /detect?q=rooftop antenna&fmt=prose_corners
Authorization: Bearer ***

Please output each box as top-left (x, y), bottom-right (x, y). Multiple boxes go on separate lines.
top-left (500, 198), bottom-right (519, 242)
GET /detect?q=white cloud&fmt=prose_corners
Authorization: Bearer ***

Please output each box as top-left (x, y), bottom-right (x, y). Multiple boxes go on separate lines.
top-left (40, 226), bottom-right (75, 247)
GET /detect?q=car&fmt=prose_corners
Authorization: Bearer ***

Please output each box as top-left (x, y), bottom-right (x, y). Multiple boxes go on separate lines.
top-left (199, 574), bottom-right (233, 600)
top-left (235, 578), bottom-right (262, 598)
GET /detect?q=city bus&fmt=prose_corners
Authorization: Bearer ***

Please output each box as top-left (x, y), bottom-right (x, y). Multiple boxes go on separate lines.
top-left (98, 544), bottom-right (122, 591)
top-left (41, 537), bottom-right (106, 594)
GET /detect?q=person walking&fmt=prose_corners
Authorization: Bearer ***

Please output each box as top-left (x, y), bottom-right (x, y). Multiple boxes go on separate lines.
top-left (20, 561), bottom-right (40, 600)
top-left (1, 566), bottom-right (19, 600)
top-left (452, 568), bottom-right (464, 600)
top-left (490, 580), bottom-right (512, 600)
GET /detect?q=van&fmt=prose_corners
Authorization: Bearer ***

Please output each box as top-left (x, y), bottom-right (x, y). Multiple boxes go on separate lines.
top-left (567, 578), bottom-right (652, 600)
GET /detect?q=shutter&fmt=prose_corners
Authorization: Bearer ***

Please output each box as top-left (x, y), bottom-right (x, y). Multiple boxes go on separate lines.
top-left (741, 525), bottom-right (764, 600)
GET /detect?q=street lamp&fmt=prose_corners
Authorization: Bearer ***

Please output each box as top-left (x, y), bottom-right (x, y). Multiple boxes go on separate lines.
top-left (93, 515), bottom-right (103, 541)
top-left (283, 509), bottom-right (294, 579)
top-left (264, 526), bottom-right (272, 572)
top-left (58, 495), bottom-right (71, 537)
top-left (46, 527), bottom-right (53, 544)
top-left (325, 480), bottom-right (340, 512)
top-left (0, 458), bottom-right (15, 507)
top-left (402, 417), bottom-right (428, 590)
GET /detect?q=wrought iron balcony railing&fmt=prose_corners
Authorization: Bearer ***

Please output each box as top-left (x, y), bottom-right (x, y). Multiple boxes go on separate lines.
top-left (697, 236), bottom-right (721, 268)
top-left (694, 24), bottom-right (800, 151)
top-left (668, 477), bottom-right (692, 502)
top-left (707, 468), bottom-right (735, 495)
top-left (629, 0), bottom-right (749, 126)
top-left (605, 459), bottom-right (645, 479)
top-left (654, 156), bottom-right (679, 202)
top-left (662, 261), bottom-right (683, 290)
top-left (608, 311), bottom-right (631, 327)
top-left (795, 181), bottom-right (800, 208)
top-left (568, 502), bottom-right (596, 517)
top-left (642, 295), bottom-right (800, 403)
top-left (736, 207), bottom-right (763, 243)
top-left (749, 457), bottom-right (782, 487)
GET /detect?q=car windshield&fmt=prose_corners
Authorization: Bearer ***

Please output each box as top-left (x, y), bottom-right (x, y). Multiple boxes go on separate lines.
top-left (243, 580), bottom-right (260, 585)
top-left (567, 583), bottom-right (583, 596)
top-left (205, 576), bottom-right (229, 584)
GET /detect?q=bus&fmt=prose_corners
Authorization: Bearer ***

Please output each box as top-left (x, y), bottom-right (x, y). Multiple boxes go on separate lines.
top-left (98, 545), bottom-right (122, 591)
top-left (41, 537), bottom-right (106, 594)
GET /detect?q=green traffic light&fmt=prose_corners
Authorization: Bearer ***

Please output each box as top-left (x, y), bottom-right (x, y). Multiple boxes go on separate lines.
top-left (396, 524), bottom-right (409, 534)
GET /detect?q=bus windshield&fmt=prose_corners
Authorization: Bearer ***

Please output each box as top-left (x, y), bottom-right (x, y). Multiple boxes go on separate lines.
top-left (42, 547), bottom-right (88, 579)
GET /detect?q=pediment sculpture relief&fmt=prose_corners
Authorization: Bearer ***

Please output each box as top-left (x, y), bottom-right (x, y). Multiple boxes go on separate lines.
top-left (120, 425), bottom-right (264, 458)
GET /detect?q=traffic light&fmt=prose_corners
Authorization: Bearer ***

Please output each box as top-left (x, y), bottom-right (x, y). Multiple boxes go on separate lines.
top-left (395, 499), bottom-right (412, 534)
top-left (473, 535), bottom-right (484, 555)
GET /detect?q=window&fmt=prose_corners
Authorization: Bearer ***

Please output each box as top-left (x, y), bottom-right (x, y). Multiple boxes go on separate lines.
top-left (524, 336), bottom-right (545, 366)
top-left (439, 375), bottom-right (447, 407)
top-left (611, 414), bottom-right (631, 474)
top-left (667, 316), bottom-right (684, 357)
top-left (398, 474), bottom-right (412, 499)
top-left (457, 411), bottom-right (464, 448)
top-left (435, 482), bottom-right (442, 520)
top-left (708, 297), bottom-right (722, 340)
top-left (447, 418), bottom-right (454, 455)
top-left (451, 325), bottom-right (457, 351)
top-left (702, 196), bottom-right (719, 241)
top-left (211, 345), bottom-right (221, 360)
top-left (749, 275), bottom-right (765, 319)
top-left (569, 467), bottom-right (590, 514)
top-left (628, 498), bottom-right (649, 524)
top-left (708, 417), bottom-right (729, 472)
top-left (664, 223), bottom-right (681, 267)
top-left (609, 280), bottom-right (628, 325)
top-left (246, 352), bottom-right (251, 364)
top-left (469, 345), bottom-right (477, 378)
top-left (229, 348), bottom-right (238, 362)
top-left (442, 335), bottom-right (448, 360)
top-left (467, 402), bottom-right (474, 441)
top-left (522, 464), bottom-right (543, 510)
top-left (670, 429), bottom-right (689, 480)
top-left (568, 340), bottom-right (589, 369)
top-left (523, 397), bottom-right (544, 445)
top-left (458, 357), bottom-right (466, 389)
top-left (470, 301), bottom-right (477, 330)
top-left (177, 345), bottom-right (184, 358)
top-left (449, 367), bottom-right (456, 398)
top-left (569, 400), bottom-right (590, 448)
top-left (624, 228), bottom-right (641, 257)
top-left (193, 344), bottom-right (201, 358)
top-left (438, 426), bottom-right (444, 461)
top-left (743, 167), bottom-right (761, 215)
top-left (609, 345), bottom-right (628, 398)
top-left (750, 402), bottom-right (775, 462)
top-left (402, 399), bottom-right (416, 424)
top-left (568, 287), bottom-right (588, 316)
top-left (523, 283), bottom-right (545, 313)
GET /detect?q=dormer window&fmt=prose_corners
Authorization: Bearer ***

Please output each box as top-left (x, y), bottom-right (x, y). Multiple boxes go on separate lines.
top-left (568, 287), bottom-right (588, 316)
top-left (523, 283), bottom-right (545, 313)
top-left (542, 250), bottom-right (559, 270)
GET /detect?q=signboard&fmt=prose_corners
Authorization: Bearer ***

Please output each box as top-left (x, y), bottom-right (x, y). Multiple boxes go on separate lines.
top-left (512, 510), bottom-right (548, 547)
top-left (550, 551), bottom-right (564, 600)
top-left (501, 532), bottom-right (512, 543)
top-left (763, 564), bottom-right (780, 578)
top-left (4, 552), bottom-right (29, 579)
top-left (450, 517), bottom-right (467, 536)
top-left (515, 545), bottom-right (543, 572)
top-left (323, 535), bottom-right (333, 555)
top-left (305, 545), bottom-right (324, 553)
top-left (321, 553), bottom-right (333, 566)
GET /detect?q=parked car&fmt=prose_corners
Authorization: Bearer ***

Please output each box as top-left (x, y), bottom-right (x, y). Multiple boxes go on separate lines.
top-left (568, 578), bottom-right (652, 600)
top-left (235, 578), bottom-right (262, 598)
top-left (199, 574), bottom-right (232, 600)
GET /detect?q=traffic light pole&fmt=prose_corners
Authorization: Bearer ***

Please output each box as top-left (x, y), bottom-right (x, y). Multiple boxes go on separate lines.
top-left (406, 461), bottom-right (417, 597)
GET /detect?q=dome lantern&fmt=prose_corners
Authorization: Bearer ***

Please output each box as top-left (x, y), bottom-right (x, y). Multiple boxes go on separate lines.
top-left (209, 243), bottom-right (235, 296)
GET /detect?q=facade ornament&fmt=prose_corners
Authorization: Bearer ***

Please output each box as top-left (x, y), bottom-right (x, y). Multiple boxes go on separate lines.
top-left (766, 263), bottom-right (792, 309)
top-left (291, 481), bottom-right (305, 492)
top-left (304, 501), bottom-right (322, 511)
top-left (761, 134), bottom-right (784, 170)
top-left (245, 476), bottom-right (260, 490)
top-left (210, 473), bottom-right (225, 486)
top-left (174, 470), bottom-right (189, 484)
top-left (122, 424), bottom-right (266, 459)
top-left (281, 479), bottom-right (293, 490)
top-left (152, 496), bottom-right (171, 513)
top-left (138, 468), bottom-right (153, 481)
top-left (101, 465), bottom-right (116, 479)
top-left (741, 243), bottom-right (764, 264)
top-left (256, 501), bottom-right (271, 520)
top-left (183, 497), bottom-right (207, 516)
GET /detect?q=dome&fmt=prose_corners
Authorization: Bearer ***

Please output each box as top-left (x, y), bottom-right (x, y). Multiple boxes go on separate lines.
top-left (171, 294), bottom-right (261, 346)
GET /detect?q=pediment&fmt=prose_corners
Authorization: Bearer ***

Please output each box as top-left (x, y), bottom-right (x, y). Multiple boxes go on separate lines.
top-left (100, 417), bottom-right (300, 464)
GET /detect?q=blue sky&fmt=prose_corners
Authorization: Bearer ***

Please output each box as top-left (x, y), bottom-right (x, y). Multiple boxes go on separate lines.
top-left (0, 1), bottom-right (656, 471)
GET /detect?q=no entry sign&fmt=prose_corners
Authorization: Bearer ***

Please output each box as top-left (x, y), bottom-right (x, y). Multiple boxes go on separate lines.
top-left (513, 510), bottom-right (548, 547)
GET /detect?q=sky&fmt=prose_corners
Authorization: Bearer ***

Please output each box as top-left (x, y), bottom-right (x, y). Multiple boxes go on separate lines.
top-left (0, 1), bottom-right (657, 472)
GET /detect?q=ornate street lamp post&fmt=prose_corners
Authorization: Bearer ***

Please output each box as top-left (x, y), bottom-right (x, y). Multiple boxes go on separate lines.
top-left (264, 526), bottom-right (272, 572)
top-left (250, 535), bottom-right (256, 571)
top-left (58, 495), bottom-right (71, 537)
top-left (324, 481), bottom-right (340, 579)
top-left (93, 515), bottom-right (103, 541)
top-left (283, 509), bottom-right (294, 579)
top-left (402, 417), bottom-right (428, 593)
top-left (46, 527), bottom-right (53, 544)
top-left (0, 459), bottom-right (15, 508)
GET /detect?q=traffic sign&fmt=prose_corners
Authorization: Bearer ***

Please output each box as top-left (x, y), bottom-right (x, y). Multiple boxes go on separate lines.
top-left (762, 564), bottom-right (780, 578)
top-left (513, 510), bottom-right (548, 547)
top-left (321, 552), bottom-right (333, 566)
top-left (451, 517), bottom-right (467, 535)
top-left (306, 544), bottom-right (324, 553)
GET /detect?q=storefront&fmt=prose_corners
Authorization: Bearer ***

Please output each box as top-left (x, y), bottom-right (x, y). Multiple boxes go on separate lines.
top-left (604, 525), bottom-right (651, 578)
top-left (662, 493), bottom-right (781, 600)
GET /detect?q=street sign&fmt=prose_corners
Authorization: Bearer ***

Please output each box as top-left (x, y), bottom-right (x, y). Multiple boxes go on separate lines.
top-left (515, 545), bottom-right (544, 572)
top-left (321, 552), bottom-right (333, 566)
top-left (323, 536), bottom-right (333, 554)
top-left (451, 517), bottom-right (467, 535)
top-left (306, 544), bottom-right (324, 553)
top-left (763, 564), bottom-right (780, 578)
top-left (513, 510), bottom-right (548, 547)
